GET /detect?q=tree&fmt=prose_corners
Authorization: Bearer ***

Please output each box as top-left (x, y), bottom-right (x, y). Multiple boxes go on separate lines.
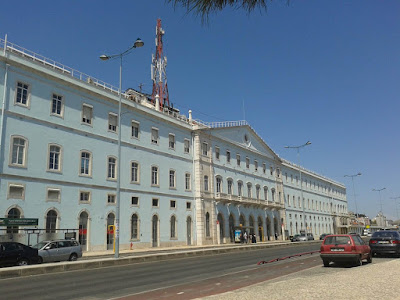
top-left (167, 0), bottom-right (278, 22)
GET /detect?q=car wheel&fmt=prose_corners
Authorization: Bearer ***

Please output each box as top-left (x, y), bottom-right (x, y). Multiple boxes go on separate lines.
top-left (367, 253), bottom-right (372, 263)
top-left (17, 258), bottom-right (29, 266)
top-left (69, 253), bottom-right (78, 261)
top-left (355, 255), bottom-right (362, 266)
top-left (323, 259), bottom-right (330, 267)
top-left (37, 256), bottom-right (43, 264)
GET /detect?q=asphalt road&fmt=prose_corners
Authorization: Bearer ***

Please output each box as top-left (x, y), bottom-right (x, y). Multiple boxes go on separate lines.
top-left (0, 243), bottom-right (320, 300)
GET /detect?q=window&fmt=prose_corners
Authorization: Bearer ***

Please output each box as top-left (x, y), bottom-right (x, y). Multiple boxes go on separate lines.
top-left (151, 128), bottom-right (159, 144)
top-left (82, 104), bottom-right (93, 125)
top-left (205, 212), bottom-right (210, 237)
top-left (271, 189), bottom-right (275, 201)
top-left (169, 134), bottom-right (175, 149)
top-left (184, 139), bottom-right (190, 154)
top-left (185, 173), bottom-right (191, 190)
top-left (247, 183), bottom-right (252, 198)
top-left (238, 181), bottom-right (243, 196)
top-left (10, 136), bottom-right (27, 167)
top-left (264, 187), bottom-right (268, 201)
top-left (8, 184), bottom-right (25, 199)
top-left (263, 163), bottom-right (266, 174)
top-left (107, 194), bottom-right (116, 204)
top-left (254, 160), bottom-right (258, 172)
top-left (287, 194), bottom-right (291, 206)
top-left (215, 147), bottom-right (220, 160)
top-left (151, 166), bottom-right (159, 186)
top-left (204, 175), bottom-right (209, 191)
top-left (80, 151), bottom-right (91, 176)
top-left (131, 121), bottom-right (140, 139)
top-left (131, 214), bottom-right (139, 239)
top-left (131, 196), bottom-right (139, 206)
top-left (226, 150), bottom-right (231, 163)
top-left (270, 166), bottom-right (273, 176)
top-left (236, 154), bottom-right (240, 166)
top-left (246, 157), bottom-right (250, 169)
top-left (186, 202), bottom-right (191, 210)
top-left (227, 179), bottom-right (233, 195)
top-left (152, 198), bottom-right (159, 207)
top-left (51, 93), bottom-right (63, 116)
top-left (48, 144), bottom-right (61, 172)
top-left (256, 185), bottom-right (260, 199)
top-left (131, 162), bottom-right (139, 183)
top-left (108, 113), bottom-right (117, 132)
top-left (202, 142), bottom-right (208, 156)
top-left (46, 210), bottom-right (57, 233)
top-left (15, 81), bottom-right (29, 106)
top-left (170, 215), bottom-right (176, 238)
top-left (47, 188), bottom-right (61, 202)
top-left (107, 156), bottom-right (117, 180)
top-left (80, 191), bottom-right (90, 203)
top-left (216, 176), bottom-right (222, 193)
top-left (169, 170), bottom-right (176, 188)
top-left (170, 200), bottom-right (176, 208)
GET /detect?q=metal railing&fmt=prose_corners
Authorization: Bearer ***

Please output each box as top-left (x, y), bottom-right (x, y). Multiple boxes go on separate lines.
top-left (194, 120), bottom-right (248, 128)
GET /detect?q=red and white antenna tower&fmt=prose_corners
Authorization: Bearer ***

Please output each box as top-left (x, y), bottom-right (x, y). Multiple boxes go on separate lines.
top-left (151, 19), bottom-right (170, 108)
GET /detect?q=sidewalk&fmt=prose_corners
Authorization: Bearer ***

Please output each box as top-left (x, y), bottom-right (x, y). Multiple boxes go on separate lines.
top-left (198, 259), bottom-right (400, 300)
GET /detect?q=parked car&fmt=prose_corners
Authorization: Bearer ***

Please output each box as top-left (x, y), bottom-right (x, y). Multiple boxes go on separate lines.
top-left (307, 233), bottom-right (314, 240)
top-left (369, 230), bottom-right (400, 257)
top-left (320, 234), bottom-right (371, 267)
top-left (33, 240), bottom-right (82, 263)
top-left (291, 234), bottom-right (301, 242)
top-left (0, 242), bottom-right (39, 267)
top-left (297, 235), bottom-right (308, 242)
top-left (319, 233), bottom-right (330, 240)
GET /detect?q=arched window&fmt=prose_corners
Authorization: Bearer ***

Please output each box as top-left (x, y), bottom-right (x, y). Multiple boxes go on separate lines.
top-left (271, 188), bottom-right (276, 202)
top-left (79, 211), bottom-right (89, 247)
top-left (7, 208), bottom-right (21, 233)
top-left (131, 214), bottom-right (139, 240)
top-left (205, 212), bottom-right (210, 237)
top-left (48, 144), bottom-right (62, 171)
top-left (238, 181), bottom-right (243, 196)
top-left (264, 187), bottom-right (268, 201)
top-left (46, 210), bottom-right (57, 233)
top-left (170, 215), bottom-right (176, 238)
top-left (227, 179), bottom-right (233, 195)
top-left (247, 183), bottom-right (252, 198)
top-left (216, 176), bottom-right (222, 193)
top-left (107, 156), bottom-right (117, 179)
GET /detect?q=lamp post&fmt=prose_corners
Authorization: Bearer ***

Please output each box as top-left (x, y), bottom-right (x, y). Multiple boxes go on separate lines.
top-left (100, 38), bottom-right (144, 258)
top-left (285, 141), bottom-right (311, 236)
top-left (372, 187), bottom-right (386, 214)
top-left (390, 196), bottom-right (400, 220)
top-left (344, 173), bottom-right (361, 218)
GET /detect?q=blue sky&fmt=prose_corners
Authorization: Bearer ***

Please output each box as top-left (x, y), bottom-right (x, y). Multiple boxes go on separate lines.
top-left (1, 1), bottom-right (399, 220)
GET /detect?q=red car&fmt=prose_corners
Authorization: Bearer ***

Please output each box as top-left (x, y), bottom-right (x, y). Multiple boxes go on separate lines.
top-left (320, 234), bottom-right (372, 267)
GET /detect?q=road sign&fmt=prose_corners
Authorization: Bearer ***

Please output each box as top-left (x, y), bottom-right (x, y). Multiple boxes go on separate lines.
top-left (0, 218), bottom-right (38, 226)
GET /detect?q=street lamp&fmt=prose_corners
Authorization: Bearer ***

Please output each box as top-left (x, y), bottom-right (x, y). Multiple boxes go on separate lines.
top-left (390, 196), bottom-right (400, 220)
top-left (344, 172), bottom-right (362, 217)
top-left (372, 188), bottom-right (386, 214)
top-left (100, 38), bottom-right (144, 259)
top-left (284, 141), bottom-right (311, 236)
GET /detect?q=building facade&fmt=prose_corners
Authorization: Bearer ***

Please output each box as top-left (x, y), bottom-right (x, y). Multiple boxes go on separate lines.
top-left (0, 38), bottom-right (348, 251)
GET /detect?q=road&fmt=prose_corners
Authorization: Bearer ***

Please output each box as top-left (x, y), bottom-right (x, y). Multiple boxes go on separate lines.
top-left (0, 243), bottom-right (320, 300)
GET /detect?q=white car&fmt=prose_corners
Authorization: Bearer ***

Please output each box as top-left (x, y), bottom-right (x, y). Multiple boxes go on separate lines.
top-left (33, 240), bottom-right (82, 263)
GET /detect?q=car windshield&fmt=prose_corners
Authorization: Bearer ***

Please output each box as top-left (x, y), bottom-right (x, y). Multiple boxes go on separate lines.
top-left (372, 231), bottom-right (399, 238)
top-left (32, 241), bottom-right (49, 249)
top-left (324, 236), bottom-right (351, 245)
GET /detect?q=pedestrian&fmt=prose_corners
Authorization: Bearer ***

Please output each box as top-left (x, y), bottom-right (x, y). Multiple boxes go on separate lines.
top-left (252, 234), bottom-right (256, 243)
top-left (275, 232), bottom-right (278, 240)
top-left (244, 231), bottom-right (248, 244)
top-left (240, 232), bottom-right (244, 244)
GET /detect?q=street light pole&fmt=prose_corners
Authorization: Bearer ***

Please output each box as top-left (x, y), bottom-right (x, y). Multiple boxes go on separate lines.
top-left (100, 38), bottom-right (144, 259)
top-left (372, 187), bottom-right (386, 214)
top-left (344, 173), bottom-right (361, 217)
top-left (390, 196), bottom-right (400, 220)
top-left (285, 141), bottom-right (311, 236)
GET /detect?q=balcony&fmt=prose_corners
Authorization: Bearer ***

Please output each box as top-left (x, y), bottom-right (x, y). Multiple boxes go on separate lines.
top-left (215, 193), bottom-right (284, 209)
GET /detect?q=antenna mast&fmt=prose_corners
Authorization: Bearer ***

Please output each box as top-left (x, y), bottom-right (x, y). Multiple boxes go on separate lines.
top-left (151, 19), bottom-right (170, 108)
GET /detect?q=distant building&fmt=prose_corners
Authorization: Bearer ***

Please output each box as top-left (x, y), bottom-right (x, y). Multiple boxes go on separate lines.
top-left (0, 37), bottom-right (348, 251)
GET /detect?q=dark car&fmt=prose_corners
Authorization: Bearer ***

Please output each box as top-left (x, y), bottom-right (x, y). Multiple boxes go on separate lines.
top-left (319, 233), bottom-right (331, 240)
top-left (320, 234), bottom-right (371, 267)
top-left (0, 242), bottom-right (39, 267)
top-left (291, 234), bottom-right (301, 242)
top-left (369, 230), bottom-right (400, 257)
top-left (307, 233), bottom-right (314, 241)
